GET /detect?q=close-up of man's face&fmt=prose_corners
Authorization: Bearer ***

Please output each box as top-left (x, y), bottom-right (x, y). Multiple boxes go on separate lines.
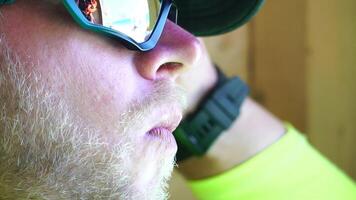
top-left (0, 0), bottom-right (206, 199)
top-left (2, 0), bottom-right (354, 199)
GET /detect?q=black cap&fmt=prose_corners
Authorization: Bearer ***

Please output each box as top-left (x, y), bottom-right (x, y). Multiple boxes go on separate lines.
top-left (175, 0), bottom-right (265, 36)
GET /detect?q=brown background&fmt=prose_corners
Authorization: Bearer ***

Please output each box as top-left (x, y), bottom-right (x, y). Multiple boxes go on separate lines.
top-left (170, 0), bottom-right (356, 199)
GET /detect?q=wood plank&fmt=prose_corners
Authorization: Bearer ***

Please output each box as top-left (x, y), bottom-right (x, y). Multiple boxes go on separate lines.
top-left (307, 0), bottom-right (356, 179)
top-left (249, 0), bottom-right (308, 131)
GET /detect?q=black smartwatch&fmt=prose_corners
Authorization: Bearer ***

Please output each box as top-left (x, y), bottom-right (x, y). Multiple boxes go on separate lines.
top-left (174, 67), bottom-right (249, 162)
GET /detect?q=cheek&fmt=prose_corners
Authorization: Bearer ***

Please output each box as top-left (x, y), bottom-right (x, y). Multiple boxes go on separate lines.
top-left (65, 61), bottom-right (140, 131)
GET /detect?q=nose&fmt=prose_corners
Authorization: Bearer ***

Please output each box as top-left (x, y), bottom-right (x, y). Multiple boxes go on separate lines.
top-left (133, 20), bottom-right (202, 81)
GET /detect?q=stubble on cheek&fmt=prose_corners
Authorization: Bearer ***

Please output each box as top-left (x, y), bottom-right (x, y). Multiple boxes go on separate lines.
top-left (0, 58), bottom-right (133, 198)
top-left (0, 43), bottom-right (186, 199)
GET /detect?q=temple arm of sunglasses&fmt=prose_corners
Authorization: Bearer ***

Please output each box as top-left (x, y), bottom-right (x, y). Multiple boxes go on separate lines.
top-left (168, 4), bottom-right (178, 24)
top-left (0, 0), bottom-right (15, 5)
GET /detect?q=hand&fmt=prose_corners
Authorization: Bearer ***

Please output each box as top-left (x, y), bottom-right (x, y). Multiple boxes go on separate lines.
top-left (177, 38), bottom-right (218, 116)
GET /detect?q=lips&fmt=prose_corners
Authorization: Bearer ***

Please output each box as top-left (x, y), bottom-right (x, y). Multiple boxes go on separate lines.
top-left (145, 106), bottom-right (182, 141)
top-left (146, 126), bottom-right (178, 151)
top-left (147, 127), bottom-right (174, 139)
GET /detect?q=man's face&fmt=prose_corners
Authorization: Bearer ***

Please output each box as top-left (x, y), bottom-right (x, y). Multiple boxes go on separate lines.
top-left (0, 0), bottom-right (202, 199)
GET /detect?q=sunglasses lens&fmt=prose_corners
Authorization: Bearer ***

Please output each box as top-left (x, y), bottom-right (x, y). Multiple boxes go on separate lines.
top-left (76, 0), bottom-right (161, 43)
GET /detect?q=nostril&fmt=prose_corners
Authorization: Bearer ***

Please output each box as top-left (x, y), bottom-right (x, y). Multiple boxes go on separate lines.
top-left (156, 62), bottom-right (183, 79)
top-left (158, 62), bottom-right (182, 73)
top-left (133, 21), bottom-right (202, 81)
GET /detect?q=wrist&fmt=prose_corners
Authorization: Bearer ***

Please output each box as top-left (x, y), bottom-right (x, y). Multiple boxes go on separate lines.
top-left (175, 73), bottom-right (249, 161)
top-left (177, 98), bottom-right (286, 180)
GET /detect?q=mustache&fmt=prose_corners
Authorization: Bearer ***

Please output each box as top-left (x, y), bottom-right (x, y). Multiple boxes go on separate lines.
top-left (142, 79), bottom-right (187, 112)
top-left (115, 79), bottom-right (187, 135)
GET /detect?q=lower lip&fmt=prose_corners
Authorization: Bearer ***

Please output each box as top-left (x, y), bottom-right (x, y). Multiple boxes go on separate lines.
top-left (146, 127), bottom-right (177, 147)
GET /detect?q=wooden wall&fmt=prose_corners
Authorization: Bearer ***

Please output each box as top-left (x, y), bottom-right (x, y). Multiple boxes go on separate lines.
top-left (306, 0), bottom-right (356, 179)
top-left (249, 0), bottom-right (308, 132)
top-left (250, 0), bottom-right (356, 179)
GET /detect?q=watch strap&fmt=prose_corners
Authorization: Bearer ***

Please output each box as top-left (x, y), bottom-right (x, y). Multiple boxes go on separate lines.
top-left (174, 69), bottom-right (249, 162)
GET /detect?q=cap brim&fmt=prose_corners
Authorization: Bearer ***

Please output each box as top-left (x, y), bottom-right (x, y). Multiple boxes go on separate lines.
top-left (175, 0), bottom-right (265, 36)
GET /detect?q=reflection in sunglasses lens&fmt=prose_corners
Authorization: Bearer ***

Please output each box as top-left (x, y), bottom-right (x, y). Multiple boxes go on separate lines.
top-left (76, 0), bottom-right (161, 43)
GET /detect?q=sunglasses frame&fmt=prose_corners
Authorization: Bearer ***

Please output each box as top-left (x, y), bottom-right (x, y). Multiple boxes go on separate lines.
top-left (63, 0), bottom-right (175, 51)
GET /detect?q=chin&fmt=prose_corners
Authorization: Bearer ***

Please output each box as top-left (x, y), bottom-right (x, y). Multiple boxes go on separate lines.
top-left (128, 150), bottom-right (176, 199)
top-left (126, 134), bottom-right (177, 198)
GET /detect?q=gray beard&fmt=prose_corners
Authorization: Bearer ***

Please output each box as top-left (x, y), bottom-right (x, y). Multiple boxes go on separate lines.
top-left (0, 43), bottom-right (183, 199)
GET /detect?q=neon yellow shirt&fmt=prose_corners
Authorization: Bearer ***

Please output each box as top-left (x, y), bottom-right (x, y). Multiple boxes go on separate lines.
top-left (188, 125), bottom-right (356, 200)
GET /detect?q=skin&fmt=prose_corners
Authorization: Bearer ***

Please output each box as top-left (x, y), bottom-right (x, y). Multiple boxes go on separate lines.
top-left (0, 0), bottom-right (204, 198)
top-left (0, 0), bottom-right (286, 198)
top-left (2, 1), bottom-right (201, 132)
